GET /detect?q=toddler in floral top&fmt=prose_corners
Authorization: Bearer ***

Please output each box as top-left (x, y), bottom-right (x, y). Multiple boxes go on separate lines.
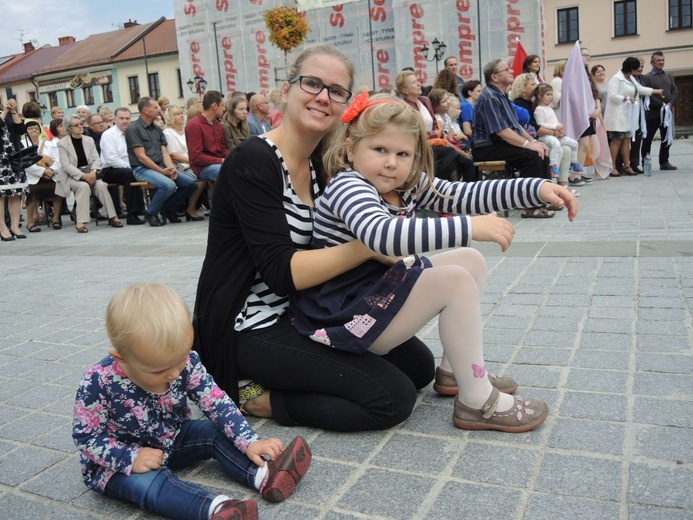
top-left (72, 283), bottom-right (311, 520)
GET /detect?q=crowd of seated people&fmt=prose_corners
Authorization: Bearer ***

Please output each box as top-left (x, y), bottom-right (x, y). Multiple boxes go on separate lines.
top-left (3, 93), bottom-right (232, 233)
top-left (3, 49), bottom-right (676, 236)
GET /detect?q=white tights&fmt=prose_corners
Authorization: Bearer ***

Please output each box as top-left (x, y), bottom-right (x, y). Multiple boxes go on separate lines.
top-left (370, 248), bottom-right (514, 412)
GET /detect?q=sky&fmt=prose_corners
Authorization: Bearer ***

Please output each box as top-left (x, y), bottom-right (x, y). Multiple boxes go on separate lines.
top-left (0, 0), bottom-right (175, 57)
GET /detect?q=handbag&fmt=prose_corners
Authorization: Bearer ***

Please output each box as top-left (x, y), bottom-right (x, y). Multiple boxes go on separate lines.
top-left (35, 140), bottom-right (53, 169)
top-left (9, 134), bottom-right (41, 174)
top-left (36, 154), bottom-right (54, 168)
top-left (78, 164), bottom-right (104, 179)
top-left (176, 164), bottom-right (198, 181)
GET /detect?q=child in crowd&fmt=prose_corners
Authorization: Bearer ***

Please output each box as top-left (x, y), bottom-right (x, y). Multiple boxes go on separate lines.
top-left (290, 93), bottom-right (577, 433)
top-left (73, 283), bottom-right (311, 520)
top-left (428, 88), bottom-right (456, 144)
top-left (446, 94), bottom-right (469, 148)
top-left (533, 83), bottom-right (584, 178)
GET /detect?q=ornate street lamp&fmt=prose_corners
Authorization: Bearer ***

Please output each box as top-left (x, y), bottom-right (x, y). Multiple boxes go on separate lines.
top-left (186, 75), bottom-right (207, 96)
top-left (421, 38), bottom-right (447, 74)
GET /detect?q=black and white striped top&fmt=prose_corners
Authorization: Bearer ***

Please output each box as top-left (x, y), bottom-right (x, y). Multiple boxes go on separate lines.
top-left (313, 170), bottom-right (546, 256)
top-left (234, 138), bottom-right (318, 332)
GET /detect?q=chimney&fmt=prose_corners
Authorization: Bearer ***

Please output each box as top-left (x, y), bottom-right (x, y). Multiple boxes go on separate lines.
top-left (23, 41), bottom-right (35, 53)
top-left (123, 19), bottom-right (139, 28)
top-left (58, 36), bottom-right (76, 45)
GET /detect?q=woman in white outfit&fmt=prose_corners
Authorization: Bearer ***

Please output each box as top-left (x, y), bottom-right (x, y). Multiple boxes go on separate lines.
top-left (603, 57), bottom-right (662, 177)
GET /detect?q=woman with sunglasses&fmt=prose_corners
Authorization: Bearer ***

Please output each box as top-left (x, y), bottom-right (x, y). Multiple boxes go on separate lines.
top-left (194, 45), bottom-right (434, 432)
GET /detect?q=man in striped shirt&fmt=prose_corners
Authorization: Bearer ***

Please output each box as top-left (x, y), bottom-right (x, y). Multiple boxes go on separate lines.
top-left (472, 59), bottom-right (550, 181)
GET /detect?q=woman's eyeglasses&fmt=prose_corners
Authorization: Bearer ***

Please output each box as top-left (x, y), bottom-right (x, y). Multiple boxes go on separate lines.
top-left (288, 76), bottom-right (352, 104)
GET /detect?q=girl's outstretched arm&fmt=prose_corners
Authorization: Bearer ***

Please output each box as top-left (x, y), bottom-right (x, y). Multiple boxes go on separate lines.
top-left (420, 175), bottom-right (547, 215)
top-left (538, 182), bottom-right (579, 221)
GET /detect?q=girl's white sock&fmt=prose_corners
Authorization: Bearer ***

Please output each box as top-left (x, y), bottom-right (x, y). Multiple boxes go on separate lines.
top-left (254, 464), bottom-right (268, 490)
top-left (209, 495), bottom-right (231, 519)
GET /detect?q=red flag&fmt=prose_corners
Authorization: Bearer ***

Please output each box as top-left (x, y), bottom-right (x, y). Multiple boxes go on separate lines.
top-left (511, 39), bottom-right (527, 77)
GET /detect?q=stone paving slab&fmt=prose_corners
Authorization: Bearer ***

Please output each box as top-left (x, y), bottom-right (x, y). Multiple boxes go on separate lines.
top-left (0, 140), bottom-right (691, 518)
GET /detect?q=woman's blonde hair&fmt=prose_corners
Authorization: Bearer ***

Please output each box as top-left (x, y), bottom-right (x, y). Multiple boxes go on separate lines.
top-left (185, 96), bottom-right (201, 110)
top-left (509, 72), bottom-right (537, 101)
top-left (286, 44), bottom-right (355, 91)
top-left (395, 70), bottom-right (416, 94)
top-left (186, 104), bottom-right (203, 121)
top-left (98, 106), bottom-right (113, 119)
top-left (553, 60), bottom-right (567, 78)
top-left (282, 44), bottom-right (356, 184)
top-left (164, 105), bottom-right (184, 128)
top-left (268, 88), bottom-right (283, 107)
top-left (106, 283), bottom-right (191, 357)
top-left (322, 93), bottom-right (434, 193)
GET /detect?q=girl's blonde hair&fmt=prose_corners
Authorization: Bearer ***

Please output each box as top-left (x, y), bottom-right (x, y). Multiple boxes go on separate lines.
top-left (106, 283), bottom-right (191, 357)
top-left (164, 105), bottom-right (184, 128)
top-left (322, 93), bottom-right (434, 193)
top-left (533, 83), bottom-right (553, 110)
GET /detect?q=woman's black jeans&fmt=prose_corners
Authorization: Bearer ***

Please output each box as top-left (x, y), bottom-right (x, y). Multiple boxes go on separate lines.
top-left (236, 316), bottom-right (434, 432)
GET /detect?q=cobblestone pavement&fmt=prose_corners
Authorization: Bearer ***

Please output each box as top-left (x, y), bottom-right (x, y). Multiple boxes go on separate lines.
top-left (1, 141), bottom-right (691, 519)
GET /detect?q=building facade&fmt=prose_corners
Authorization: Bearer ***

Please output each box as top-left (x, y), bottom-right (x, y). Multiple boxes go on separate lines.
top-left (0, 41), bottom-right (76, 109)
top-left (0, 18), bottom-right (183, 120)
top-left (543, 0), bottom-right (692, 126)
top-left (34, 19), bottom-right (184, 118)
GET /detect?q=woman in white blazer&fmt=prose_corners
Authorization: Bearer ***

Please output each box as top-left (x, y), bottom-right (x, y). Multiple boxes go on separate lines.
top-left (24, 120), bottom-right (63, 231)
top-left (57, 116), bottom-right (122, 233)
top-left (603, 57), bottom-right (662, 176)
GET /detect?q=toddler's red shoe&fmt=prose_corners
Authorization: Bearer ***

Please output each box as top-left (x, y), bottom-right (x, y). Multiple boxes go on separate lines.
top-left (211, 499), bottom-right (258, 520)
top-left (261, 436), bottom-right (312, 503)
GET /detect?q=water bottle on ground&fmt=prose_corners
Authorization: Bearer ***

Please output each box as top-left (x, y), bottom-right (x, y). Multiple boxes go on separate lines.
top-left (643, 154), bottom-right (652, 177)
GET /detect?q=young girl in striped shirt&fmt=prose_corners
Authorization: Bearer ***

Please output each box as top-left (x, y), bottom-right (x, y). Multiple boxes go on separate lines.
top-left (290, 92), bottom-right (578, 433)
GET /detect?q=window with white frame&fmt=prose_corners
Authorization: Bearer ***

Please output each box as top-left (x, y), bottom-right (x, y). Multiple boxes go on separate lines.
top-left (102, 83), bottom-right (113, 103)
top-left (557, 6), bottom-right (579, 44)
top-left (128, 76), bottom-right (140, 105)
top-left (614, 0), bottom-right (637, 37)
top-left (669, 0), bottom-right (692, 29)
top-left (148, 73), bottom-right (161, 100)
top-left (83, 86), bottom-right (94, 105)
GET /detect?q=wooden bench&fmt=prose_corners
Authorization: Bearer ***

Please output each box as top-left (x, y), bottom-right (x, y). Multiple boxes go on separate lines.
top-left (130, 181), bottom-right (167, 224)
top-left (90, 182), bottom-right (159, 225)
top-left (474, 160), bottom-right (513, 181)
top-left (473, 161), bottom-right (514, 217)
